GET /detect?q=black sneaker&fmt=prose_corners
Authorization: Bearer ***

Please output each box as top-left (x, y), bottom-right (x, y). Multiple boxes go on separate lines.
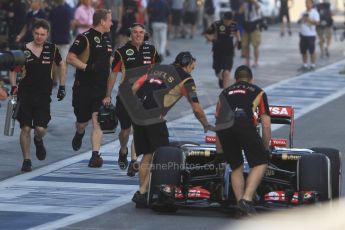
top-left (21, 159), bottom-right (32, 172)
top-left (118, 148), bottom-right (129, 170)
top-left (127, 160), bottom-right (139, 177)
top-left (34, 136), bottom-right (46, 161)
top-left (132, 191), bottom-right (148, 208)
top-left (238, 199), bottom-right (256, 216)
top-left (72, 131), bottom-right (85, 151)
top-left (88, 152), bottom-right (103, 168)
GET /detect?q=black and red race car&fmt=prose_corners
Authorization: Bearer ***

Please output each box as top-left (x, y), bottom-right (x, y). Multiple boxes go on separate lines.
top-left (147, 106), bottom-right (342, 212)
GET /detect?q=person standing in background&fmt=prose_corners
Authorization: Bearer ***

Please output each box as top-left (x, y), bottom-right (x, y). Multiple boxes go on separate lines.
top-left (50, 0), bottom-right (73, 86)
top-left (277, 0), bottom-right (293, 37)
top-left (104, 0), bottom-right (123, 48)
top-left (147, 0), bottom-right (171, 60)
top-left (16, 0), bottom-right (46, 43)
top-left (239, 0), bottom-right (262, 67)
top-left (298, 0), bottom-right (320, 71)
top-left (315, 0), bottom-right (334, 58)
top-left (182, 0), bottom-right (198, 39)
top-left (4, 0), bottom-right (27, 49)
top-left (117, 0), bottom-right (138, 47)
top-left (170, 0), bottom-right (184, 39)
top-left (73, 0), bottom-right (95, 35)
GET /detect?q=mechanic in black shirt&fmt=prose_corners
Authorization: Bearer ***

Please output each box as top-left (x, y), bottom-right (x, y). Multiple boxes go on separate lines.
top-left (215, 65), bottom-right (271, 216)
top-left (103, 23), bottom-right (160, 176)
top-left (66, 9), bottom-right (113, 168)
top-left (204, 11), bottom-right (241, 89)
top-left (9, 19), bottom-right (66, 172)
top-left (130, 51), bottom-right (212, 208)
top-left (117, 0), bottom-right (138, 47)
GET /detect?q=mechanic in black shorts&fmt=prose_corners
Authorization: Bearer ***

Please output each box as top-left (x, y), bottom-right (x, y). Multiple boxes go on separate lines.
top-left (117, 0), bottom-right (138, 47)
top-left (204, 12), bottom-right (241, 89)
top-left (278, 0), bottom-right (293, 36)
top-left (66, 9), bottom-right (113, 168)
top-left (9, 19), bottom-right (66, 172)
top-left (103, 23), bottom-right (160, 176)
top-left (215, 65), bottom-right (271, 215)
top-left (130, 51), bottom-right (212, 207)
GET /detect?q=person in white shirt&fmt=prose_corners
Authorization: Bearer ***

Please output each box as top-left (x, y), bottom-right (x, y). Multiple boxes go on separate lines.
top-left (298, 0), bottom-right (320, 71)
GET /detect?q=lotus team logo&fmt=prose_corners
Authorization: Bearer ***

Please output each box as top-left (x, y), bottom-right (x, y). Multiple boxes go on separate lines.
top-left (167, 76), bottom-right (174, 83)
top-left (219, 25), bottom-right (225, 31)
top-left (94, 36), bottom-right (100, 43)
top-left (24, 50), bottom-right (31, 58)
top-left (126, 49), bottom-right (134, 56)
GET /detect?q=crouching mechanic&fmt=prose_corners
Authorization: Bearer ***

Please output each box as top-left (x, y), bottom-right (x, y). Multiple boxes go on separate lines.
top-left (66, 9), bottom-right (113, 167)
top-left (9, 19), bottom-right (66, 172)
top-left (215, 65), bottom-right (271, 216)
top-left (130, 51), bottom-right (213, 207)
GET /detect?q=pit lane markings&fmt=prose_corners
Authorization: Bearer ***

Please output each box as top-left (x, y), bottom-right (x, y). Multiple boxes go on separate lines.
top-left (1, 60), bottom-right (345, 229)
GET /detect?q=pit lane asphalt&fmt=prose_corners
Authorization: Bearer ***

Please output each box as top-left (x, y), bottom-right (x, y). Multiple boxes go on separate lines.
top-left (0, 24), bottom-right (345, 229)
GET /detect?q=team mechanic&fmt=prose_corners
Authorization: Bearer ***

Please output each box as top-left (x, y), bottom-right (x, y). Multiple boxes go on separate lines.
top-left (9, 19), bottom-right (66, 172)
top-left (215, 65), bottom-right (271, 216)
top-left (204, 11), bottom-right (241, 89)
top-left (103, 23), bottom-right (161, 176)
top-left (130, 51), bottom-right (213, 208)
top-left (66, 9), bottom-right (113, 167)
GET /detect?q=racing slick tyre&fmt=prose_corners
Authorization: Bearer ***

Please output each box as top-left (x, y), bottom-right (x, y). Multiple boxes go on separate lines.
top-left (297, 153), bottom-right (331, 201)
top-left (147, 146), bottom-right (184, 212)
top-left (310, 148), bottom-right (342, 199)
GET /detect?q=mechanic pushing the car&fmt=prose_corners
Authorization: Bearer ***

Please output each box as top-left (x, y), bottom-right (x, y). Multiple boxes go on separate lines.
top-left (130, 52), bottom-right (213, 208)
top-left (215, 65), bottom-right (271, 216)
top-left (103, 23), bottom-right (161, 176)
top-left (66, 9), bottom-right (113, 167)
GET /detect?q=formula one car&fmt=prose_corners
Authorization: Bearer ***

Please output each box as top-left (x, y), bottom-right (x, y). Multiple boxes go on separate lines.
top-left (147, 106), bottom-right (342, 212)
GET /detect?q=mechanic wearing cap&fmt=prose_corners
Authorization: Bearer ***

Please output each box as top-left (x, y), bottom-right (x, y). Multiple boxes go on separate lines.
top-left (215, 65), bottom-right (271, 216)
top-left (204, 11), bottom-right (241, 89)
top-left (103, 23), bottom-right (161, 176)
top-left (130, 51), bottom-right (212, 208)
top-left (66, 9), bottom-right (113, 168)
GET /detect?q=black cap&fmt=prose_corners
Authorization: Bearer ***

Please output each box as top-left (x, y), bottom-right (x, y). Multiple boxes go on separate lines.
top-left (223, 11), bottom-right (233, 20)
top-left (174, 51), bottom-right (196, 67)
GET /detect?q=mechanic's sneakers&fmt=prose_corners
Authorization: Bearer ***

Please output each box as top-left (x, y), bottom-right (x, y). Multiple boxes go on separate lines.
top-left (21, 159), bottom-right (32, 172)
top-left (72, 131), bottom-right (85, 151)
top-left (238, 199), bottom-right (256, 217)
top-left (88, 151), bottom-right (103, 168)
top-left (127, 160), bottom-right (139, 177)
top-left (118, 147), bottom-right (129, 170)
top-left (34, 136), bottom-right (46, 161)
top-left (132, 191), bottom-right (148, 208)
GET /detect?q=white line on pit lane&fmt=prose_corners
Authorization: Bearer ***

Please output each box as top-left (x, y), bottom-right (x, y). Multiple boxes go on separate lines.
top-left (1, 59), bottom-right (345, 230)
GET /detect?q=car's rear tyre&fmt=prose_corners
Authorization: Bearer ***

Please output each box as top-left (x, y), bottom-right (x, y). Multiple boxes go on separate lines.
top-left (310, 148), bottom-right (342, 199)
top-left (297, 153), bottom-right (331, 201)
top-left (147, 146), bottom-right (184, 212)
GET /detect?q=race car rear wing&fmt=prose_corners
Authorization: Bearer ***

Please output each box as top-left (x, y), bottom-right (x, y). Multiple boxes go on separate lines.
top-left (269, 106), bottom-right (294, 148)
